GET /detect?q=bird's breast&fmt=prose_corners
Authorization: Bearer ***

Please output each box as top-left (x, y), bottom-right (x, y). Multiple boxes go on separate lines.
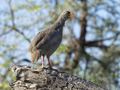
top-left (44, 30), bottom-right (63, 57)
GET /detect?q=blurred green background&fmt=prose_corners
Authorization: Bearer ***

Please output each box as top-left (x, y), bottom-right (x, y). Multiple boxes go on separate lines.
top-left (0, 0), bottom-right (120, 90)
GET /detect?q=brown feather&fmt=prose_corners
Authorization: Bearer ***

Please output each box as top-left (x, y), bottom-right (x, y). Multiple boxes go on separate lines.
top-left (31, 50), bottom-right (41, 63)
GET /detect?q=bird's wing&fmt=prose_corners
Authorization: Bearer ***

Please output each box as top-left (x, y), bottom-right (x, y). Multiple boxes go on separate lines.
top-left (31, 29), bottom-right (61, 53)
top-left (36, 30), bottom-right (61, 48)
top-left (28, 30), bottom-right (47, 52)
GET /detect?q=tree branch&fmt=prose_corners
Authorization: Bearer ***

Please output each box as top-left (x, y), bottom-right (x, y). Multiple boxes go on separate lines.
top-left (0, 29), bottom-right (12, 37)
top-left (1, 23), bottom-right (31, 43)
top-left (71, 0), bottom-right (87, 69)
top-left (8, 0), bottom-right (15, 26)
top-left (14, 28), bottom-right (31, 43)
top-left (10, 65), bottom-right (108, 90)
top-left (7, 0), bottom-right (31, 43)
top-left (84, 36), bottom-right (118, 48)
top-left (85, 42), bottom-right (108, 48)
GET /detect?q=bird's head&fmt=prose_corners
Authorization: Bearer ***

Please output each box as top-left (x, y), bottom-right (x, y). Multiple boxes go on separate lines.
top-left (60, 11), bottom-right (74, 20)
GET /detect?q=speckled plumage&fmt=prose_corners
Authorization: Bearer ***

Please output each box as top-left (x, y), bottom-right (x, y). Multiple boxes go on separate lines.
top-left (28, 11), bottom-right (73, 68)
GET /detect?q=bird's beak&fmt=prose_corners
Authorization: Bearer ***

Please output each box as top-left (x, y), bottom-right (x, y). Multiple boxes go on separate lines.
top-left (68, 12), bottom-right (74, 18)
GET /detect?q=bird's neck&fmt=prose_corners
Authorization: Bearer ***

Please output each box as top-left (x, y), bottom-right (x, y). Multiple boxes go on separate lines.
top-left (50, 16), bottom-right (67, 31)
top-left (55, 21), bottom-right (65, 27)
top-left (56, 16), bottom-right (66, 26)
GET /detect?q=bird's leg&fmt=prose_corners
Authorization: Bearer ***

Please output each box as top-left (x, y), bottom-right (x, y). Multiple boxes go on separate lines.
top-left (37, 55), bottom-right (45, 71)
top-left (42, 55), bottom-right (45, 68)
top-left (47, 57), bottom-right (52, 69)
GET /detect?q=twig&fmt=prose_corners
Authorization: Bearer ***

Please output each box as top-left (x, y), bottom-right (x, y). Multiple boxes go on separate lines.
top-left (7, 0), bottom-right (31, 43)
top-left (0, 29), bottom-right (12, 37)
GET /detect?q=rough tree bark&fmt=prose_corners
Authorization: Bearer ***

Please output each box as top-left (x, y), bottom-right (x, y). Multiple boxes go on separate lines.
top-left (10, 65), bottom-right (107, 90)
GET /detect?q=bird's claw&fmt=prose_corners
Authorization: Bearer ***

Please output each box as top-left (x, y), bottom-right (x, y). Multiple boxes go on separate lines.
top-left (48, 65), bottom-right (53, 70)
top-left (42, 66), bottom-right (45, 69)
top-left (49, 67), bottom-right (52, 70)
top-left (37, 66), bottom-right (46, 71)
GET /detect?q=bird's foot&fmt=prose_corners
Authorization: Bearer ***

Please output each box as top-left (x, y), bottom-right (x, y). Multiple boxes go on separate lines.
top-left (37, 66), bottom-right (46, 71)
top-left (49, 66), bottom-right (53, 70)
top-left (47, 63), bottom-right (53, 70)
top-left (48, 66), bottom-right (57, 70)
top-left (42, 65), bottom-right (45, 69)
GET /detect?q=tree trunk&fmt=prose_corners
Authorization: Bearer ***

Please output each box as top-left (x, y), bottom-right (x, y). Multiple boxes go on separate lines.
top-left (10, 65), bottom-right (107, 90)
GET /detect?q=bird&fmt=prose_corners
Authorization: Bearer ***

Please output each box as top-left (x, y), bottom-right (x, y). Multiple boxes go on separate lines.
top-left (28, 11), bottom-right (73, 69)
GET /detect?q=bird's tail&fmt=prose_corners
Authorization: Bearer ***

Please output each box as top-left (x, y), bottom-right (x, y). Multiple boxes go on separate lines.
top-left (31, 50), bottom-right (41, 63)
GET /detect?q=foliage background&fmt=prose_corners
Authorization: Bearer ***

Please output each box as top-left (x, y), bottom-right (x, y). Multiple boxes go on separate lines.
top-left (0, 0), bottom-right (120, 90)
